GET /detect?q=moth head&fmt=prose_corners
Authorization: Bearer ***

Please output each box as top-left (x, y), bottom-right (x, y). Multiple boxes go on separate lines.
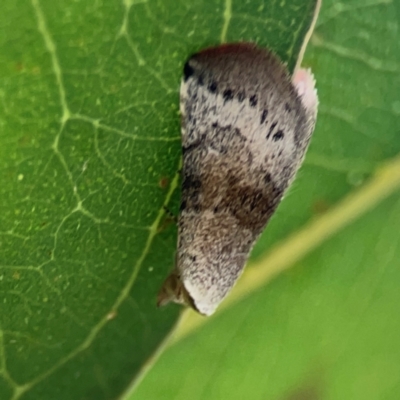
top-left (157, 270), bottom-right (199, 313)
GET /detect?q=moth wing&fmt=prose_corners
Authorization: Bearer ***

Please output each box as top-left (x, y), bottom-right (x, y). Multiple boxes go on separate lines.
top-left (176, 43), bottom-right (317, 315)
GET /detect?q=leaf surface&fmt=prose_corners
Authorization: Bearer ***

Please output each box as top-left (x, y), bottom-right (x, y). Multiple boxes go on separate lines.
top-left (0, 0), bottom-right (318, 398)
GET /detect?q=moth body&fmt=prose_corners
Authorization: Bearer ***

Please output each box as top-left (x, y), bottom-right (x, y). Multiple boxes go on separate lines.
top-left (158, 43), bottom-right (318, 316)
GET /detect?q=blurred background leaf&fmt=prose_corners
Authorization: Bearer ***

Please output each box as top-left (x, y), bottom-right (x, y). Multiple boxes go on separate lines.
top-left (0, 0), bottom-right (318, 399)
top-left (131, 0), bottom-right (400, 399)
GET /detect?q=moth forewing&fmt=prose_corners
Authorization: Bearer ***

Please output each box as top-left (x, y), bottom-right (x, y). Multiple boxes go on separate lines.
top-left (158, 43), bottom-right (318, 316)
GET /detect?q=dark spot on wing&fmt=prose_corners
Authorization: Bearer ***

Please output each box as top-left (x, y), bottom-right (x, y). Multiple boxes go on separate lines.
top-left (180, 200), bottom-right (187, 211)
top-left (264, 173), bottom-right (271, 184)
top-left (285, 102), bottom-right (292, 112)
top-left (223, 89), bottom-right (234, 101)
top-left (198, 75), bottom-right (204, 85)
top-left (181, 171), bottom-right (203, 212)
top-left (260, 109), bottom-right (268, 124)
top-left (182, 141), bottom-right (201, 154)
top-left (266, 122), bottom-right (277, 139)
top-left (208, 82), bottom-right (218, 93)
top-left (182, 175), bottom-right (202, 191)
top-left (249, 94), bottom-right (258, 107)
top-left (273, 130), bottom-right (284, 141)
top-left (249, 95), bottom-right (258, 107)
top-left (183, 62), bottom-right (194, 81)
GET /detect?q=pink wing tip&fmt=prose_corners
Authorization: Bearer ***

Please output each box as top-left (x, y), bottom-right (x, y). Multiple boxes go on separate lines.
top-left (292, 68), bottom-right (318, 114)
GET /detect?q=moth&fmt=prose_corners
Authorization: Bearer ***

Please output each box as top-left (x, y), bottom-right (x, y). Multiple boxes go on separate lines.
top-left (158, 43), bottom-right (318, 316)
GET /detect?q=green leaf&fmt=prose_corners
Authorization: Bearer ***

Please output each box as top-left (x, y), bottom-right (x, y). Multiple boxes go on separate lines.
top-left (131, 1), bottom-right (400, 399)
top-left (0, 0), bottom-right (318, 398)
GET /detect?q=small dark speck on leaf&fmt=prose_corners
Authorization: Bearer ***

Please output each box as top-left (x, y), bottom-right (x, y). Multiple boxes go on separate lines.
top-left (312, 199), bottom-right (330, 214)
top-left (159, 177), bottom-right (169, 189)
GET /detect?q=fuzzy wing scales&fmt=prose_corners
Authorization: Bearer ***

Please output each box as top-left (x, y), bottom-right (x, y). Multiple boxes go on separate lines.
top-left (176, 43), bottom-right (317, 315)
